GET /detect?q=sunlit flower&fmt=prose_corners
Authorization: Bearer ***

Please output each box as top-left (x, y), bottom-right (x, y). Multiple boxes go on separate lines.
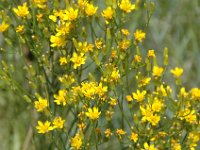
top-left (59, 57), bottom-right (67, 65)
top-left (118, 0), bottom-right (135, 13)
top-left (52, 117), bottom-right (65, 129)
top-left (134, 29), bottom-right (146, 43)
top-left (101, 7), bottom-right (114, 20)
top-left (13, 2), bottom-right (30, 18)
top-left (71, 133), bottom-right (82, 150)
top-left (85, 4), bottom-right (98, 16)
top-left (130, 132), bottom-right (138, 142)
top-left (36, 121), bottom-right (54, 134)
top-left (54, 89), bottom-right (67, 106)
top-left (50, 35), bottom-right (66, 47)
top-left (85, 107), bottom-right (101, 120)
top-left (70, 52), bottom-right (86, 69)
top-left (16, 25), bottom-right (25, 33)
top-left (132, 90), bottom-right (146, 102)
top-left (153, 66), bottom-right (164, 78)
top-left (170, 67), bottom-right (183, 78)
top-left (0, 22), bottom-right (9, 32)
top-left (34, 97), bottom-right (48, 112)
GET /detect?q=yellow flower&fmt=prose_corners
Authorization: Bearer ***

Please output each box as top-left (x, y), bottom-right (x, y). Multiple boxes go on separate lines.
top-left (85, 107), bottom-right (101, 120)
top-left (110, 68), bottom-right (120, 82)
top-left (170, 67), bottom-right (183, 78)
top-left (65, 7), bottom-right (79, 21)
top-left (0, 22), bottom-right (9, 32)
top-left (148, 50), bottom-right (155, 58)
top-left (95, 39), bottom-right (103, 49)
top-left (130, 132), bottom-right (138, 142)
top-left (179, 87), bottom-right (188, 98)
top-left (104, 128), bottom-right (112, 138)
top-left (121, 29), bottom-right (130, 36)
top-left (116, 129), bottom-right (126, 139)
top-left (126, 95), bottom-right (133, 102)
top-left (16, 25), bottom-right (25, 33)
top-left (171, 140), bottom-right (182, 150)
top-left (134, 29), bottom-right (146, 43)
top-left (70, 52), bottom-right (86, 69)
top-left (134, 54), bottom-right (142, 63)
top-left (118, 0), bottom-right (135, 13)
top-left (144, 142), bottom-right (157, 150)
top-left (149, 114), bottom-right (160, 126)
top-left (190, 88), bottom-right (200, 100)
top-left (152, 66), bottom-right (164, 78)
top-left (56, 22), bottom-right (71, 36)
top-left (36, 121), bottom-right (54, 134)
top-left (54, 89), bottom-right (67, 106)
top-left (138, 77), bottom-right (151, 87)
top-left (119, 39), bottom-right (130, 51)
top-left (85, 4), bottom-right (98, 16)
top-left (132, 90), bottom-right (146, 102)
top-left (59, 57), bottom-right (67, 65)
top-left (71, 133), bottom-right (82, 150)
top-left (13, 2), bottom-right (30, 18)
top-left (50, 35), bottom-right (66, 47)
top-left (53, 117), bottom-right (65, 129)
top-left (78, 0), bottom-right (88, 9)
top-left (37, 14), bottom-right (43, 22)
top-left (101, 7), bottom-right (114, 20)
top-left (34, 97), bottom-right (48, 112)
top-left (81, 82), bottom-right (97, 99)
top-left (33, 0), bottom-right (47, 9)
top-left (77, 41), bottom-right (94, 52)
top-left (109, 97), bottom-right (118, 106)
top-left (152, 97), bottom-right (162, 112)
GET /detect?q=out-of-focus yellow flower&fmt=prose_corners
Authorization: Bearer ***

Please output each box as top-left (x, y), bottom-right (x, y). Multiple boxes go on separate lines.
top-left (121, 29), bottom-right (130, 36)
top-left (85, 107), bottom-right (101, 120)
top-left (54, 89), bottom-right (67, 106)
top-left (190, 88), bottom-right (200, 100)
top-left (132, 90), bottom-right (146, 102)
top-left (170, 67), bottom-right (183, 78)
top-left (152, 66), bottom-right (164, 78)
top-left (13, 2), bottom-right (30, 18)
top-left (148, 50), bottom-right (155, 58)
top-left (119, 39), bottom-right (130, 51)
top-left (0, 22), bottom-right (9, 32)
top-left (56, 22), bottom-right (71, 36)
top-left (118, 0), bottom-right (135, 13)
top-left (52, 117), bottom-right (65, 129)
top-left (110, 68), bottom-right (120, 82)
top-left (37, 14), bottom-right (43, 22)
top-left (134, 54), bottom-right (142, 63)
top-left (95, 39), bottom-right (103, 49)
top-left (144, 142), bottom-right (157, 150)
top-left (104, 128), bottom-right (112, 138)
top-left (101, 7), bottom-right (114, 20)
top-left (134, 29), bottom-right (146, 43)
top-left (116, 129), bottom-right (126, 139)
top-left (34, 97), bottom-right (48, 112)
top-left (81, 82), bottom-right (97, 99)
top-left (171, 139), bottom-right (181, 150)
top-left (126, 95), bottom-right (133, 102)
top-left (70, 52), bottom-right (86, 69)
top-left (33, 0), bottom-right (47, 9)
top-left (77, 41), bottom-right (94, 52)
top-left (78, 0), bottom-right (88, 9)
top-left (71, 133), bottom-right (82, 150)
top-left (59, 57), bottom-right (67, 65)
top-left (178, 108), bottom-right (197, 124)
top-left (16, 25), bottom-right (25, 33)
top-left (50, 35), bottom-right (66, 47)
top-left (152, 97), bottom-right (162, 112)
top-left (65, 7), bottom-right (79, 21)
top-left (179, 87), bottom-right (188, 98)
top-left (85, 4), bottom-right (98, 16)
top-left (36, 121), bottom-right (54, 134)
top-left (138, 77), bottom-right (151, 87)
top-left (130, 132), bottom-right (138, 142)
top-left (109, 97), bottom-right (118, 106)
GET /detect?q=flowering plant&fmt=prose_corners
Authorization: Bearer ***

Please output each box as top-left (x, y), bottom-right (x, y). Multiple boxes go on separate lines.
top-left (0, 0), bottom-right (199, 149)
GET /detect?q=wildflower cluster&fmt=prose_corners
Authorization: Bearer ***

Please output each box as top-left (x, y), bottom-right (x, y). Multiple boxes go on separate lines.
top-left (0, 0), bottom-right (199, 149)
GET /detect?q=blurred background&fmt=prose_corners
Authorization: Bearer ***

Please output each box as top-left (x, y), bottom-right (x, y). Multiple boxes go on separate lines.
top-left (0, 0), bottom-right (200, 149)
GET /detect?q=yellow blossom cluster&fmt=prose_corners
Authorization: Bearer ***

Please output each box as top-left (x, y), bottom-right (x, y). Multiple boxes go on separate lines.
top-left (0, 0), bottom-right (199, 149)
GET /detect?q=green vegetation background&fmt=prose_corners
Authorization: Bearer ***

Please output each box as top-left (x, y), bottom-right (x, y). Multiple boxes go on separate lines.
top-left (0, 0), bottom-right (199, 149)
